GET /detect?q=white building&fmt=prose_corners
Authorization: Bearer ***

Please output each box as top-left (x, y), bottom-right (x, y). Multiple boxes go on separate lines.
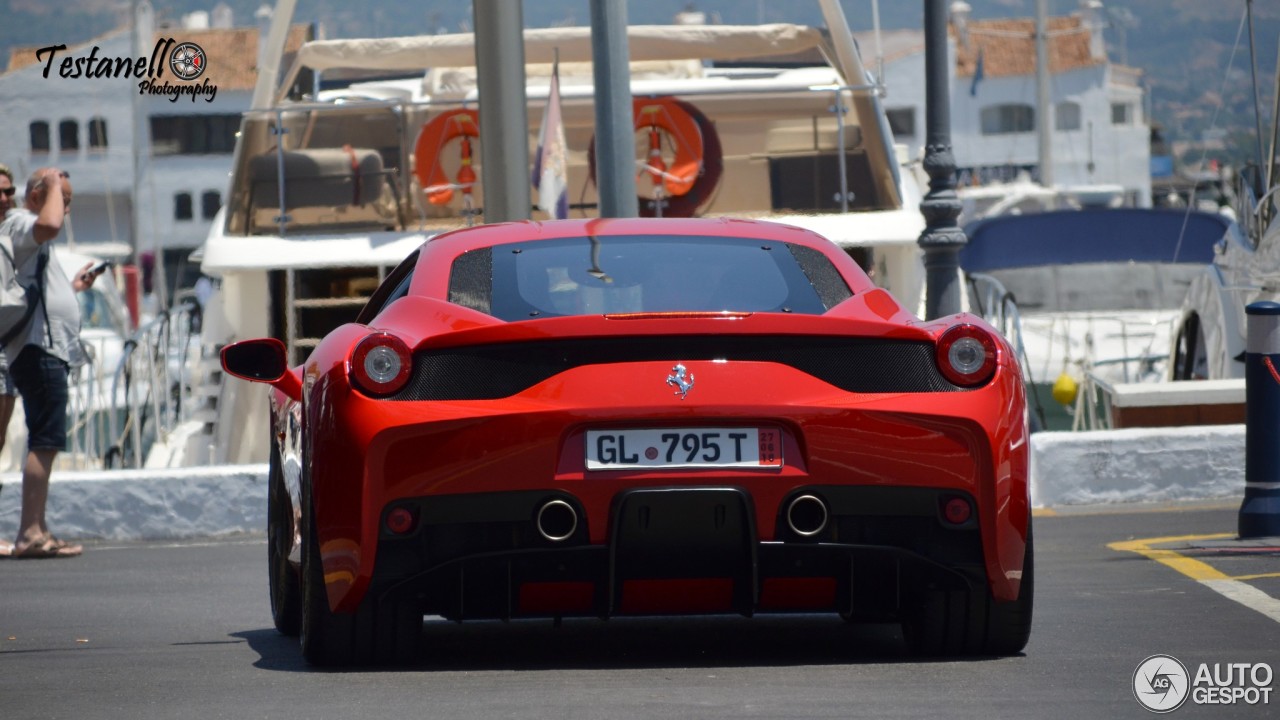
top-left (0, 12), bottom-right (309, 289)
top-left (865, 1), bottom-right (1151, 206)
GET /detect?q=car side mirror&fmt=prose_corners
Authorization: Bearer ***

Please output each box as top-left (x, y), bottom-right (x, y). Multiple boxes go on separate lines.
top-left (221, 338), bottom-right (302, 401)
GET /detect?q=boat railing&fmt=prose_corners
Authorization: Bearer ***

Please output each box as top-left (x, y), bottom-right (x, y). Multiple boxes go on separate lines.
top-left (231, 77), bottom-right (890, 238)
top-left (965, 271), bottom-right (1048, 429)
top-left (93, 294), bottom-right (203, 469)
top-left (1237, 169), bottom-right (1279, 246)
top-left (1073, 369), bottom-right (1117, 431)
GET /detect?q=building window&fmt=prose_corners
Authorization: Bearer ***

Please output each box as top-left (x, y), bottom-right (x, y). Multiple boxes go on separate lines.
top-left (201, 190), bottom-right (221, 220)
top-left (175, 192), bottom-right (193, 220)
top-left (1111, 102), bottom-right (1133, 125)
top-left (885, 108), bottom-right (916, 139)
top-left (59, 119), bottom-right (79, 151)
top-left (980, 104), bottom-right (1035, 135)
top-left (150, 114), bottom-right (241, 155)
top-left (1055, 102), bottom-right (1081, 131)
top-left (30, 121), bottom-right (50, 153)
top-left (88, 117), bottom-right (108, 149)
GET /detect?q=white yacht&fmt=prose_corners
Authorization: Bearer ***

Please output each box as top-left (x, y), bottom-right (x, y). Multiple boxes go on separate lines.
top-left (187, 5), bottom-right (931, 466)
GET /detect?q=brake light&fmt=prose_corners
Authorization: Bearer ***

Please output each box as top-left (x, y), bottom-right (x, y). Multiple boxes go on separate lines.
top-left (936, 324), bottom-right (998, 387)
top-left (350, 332), bottom-right (412, 396)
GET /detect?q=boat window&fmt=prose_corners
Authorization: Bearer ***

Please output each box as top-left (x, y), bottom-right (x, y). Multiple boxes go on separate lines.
top-left (464, 235), bottom-right (846, 321)
top-left (356, 250), bottom-right (419, 325)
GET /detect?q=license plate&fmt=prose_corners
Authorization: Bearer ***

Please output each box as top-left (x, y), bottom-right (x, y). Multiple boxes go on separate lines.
top-left (585, 427), bottom-right (783, 470)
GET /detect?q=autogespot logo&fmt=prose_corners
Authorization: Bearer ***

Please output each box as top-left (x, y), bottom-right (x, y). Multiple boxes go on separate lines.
top-left (1134, 654), bottom-right (1190, 713)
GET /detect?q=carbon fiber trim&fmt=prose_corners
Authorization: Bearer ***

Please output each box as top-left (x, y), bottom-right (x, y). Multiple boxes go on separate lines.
top-left (388, 335), bottom-right (964, 401)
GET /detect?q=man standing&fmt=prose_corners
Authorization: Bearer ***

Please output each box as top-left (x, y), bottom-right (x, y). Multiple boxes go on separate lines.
top-left (0, 163), bottom-right (15, 214)
top-left (5, 167), bottom-right (98, 558)
top-left (0, 163), bottom-right (18, 557)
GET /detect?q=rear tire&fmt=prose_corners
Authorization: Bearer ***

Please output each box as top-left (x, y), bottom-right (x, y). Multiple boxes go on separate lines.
top-left (982, 520), bottom-right (1034, 655)
top-left (299, 455), bottom-right (357, 666)
top-left (903, 520), bottom-right (1034, 657)
top-left (298, 440), bottom-right (422, 666)
top-left (267, 439), bottom-right (301, 636)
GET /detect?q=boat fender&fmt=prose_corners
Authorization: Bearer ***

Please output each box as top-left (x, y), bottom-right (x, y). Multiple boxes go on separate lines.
top-left (1052, 372), bottom-right (1079, 406)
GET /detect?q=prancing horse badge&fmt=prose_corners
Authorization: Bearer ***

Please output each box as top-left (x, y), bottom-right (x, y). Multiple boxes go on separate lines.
top-left (666, 363), bottom-right (695, 399)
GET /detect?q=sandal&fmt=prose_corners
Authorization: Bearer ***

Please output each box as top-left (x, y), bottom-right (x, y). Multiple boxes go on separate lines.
top-left (0, 539), bottom-right (13, 558)
top-left (14, 535), bottom-right (83, 559)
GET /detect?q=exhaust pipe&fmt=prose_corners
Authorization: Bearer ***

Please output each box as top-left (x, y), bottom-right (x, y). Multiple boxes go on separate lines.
top-left (786, 494), bottom-right (828, 537)
top-left (536, 499), bottom-right (578, 542)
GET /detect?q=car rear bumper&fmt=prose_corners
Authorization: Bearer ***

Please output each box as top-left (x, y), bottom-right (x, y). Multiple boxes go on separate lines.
top-left (364, 486), bottom-right (988, 622)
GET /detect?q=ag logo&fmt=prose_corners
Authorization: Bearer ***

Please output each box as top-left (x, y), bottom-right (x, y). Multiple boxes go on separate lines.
top-left (1134, 654), bottom-right (1190, 713)
top-left (169, 42), bottom-right (206, 81)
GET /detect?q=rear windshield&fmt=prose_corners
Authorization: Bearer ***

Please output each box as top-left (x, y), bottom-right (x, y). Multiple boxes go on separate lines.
top-left (448, 235), bottom-right (852, 320)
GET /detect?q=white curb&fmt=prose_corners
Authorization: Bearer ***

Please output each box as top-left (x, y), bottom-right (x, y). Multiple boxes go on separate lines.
top-left (0, 424), bottom-right (1251, 541)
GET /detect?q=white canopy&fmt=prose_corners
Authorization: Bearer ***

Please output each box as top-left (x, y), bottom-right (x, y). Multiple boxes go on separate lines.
top-left (278, 24), bottom-right (828, 103)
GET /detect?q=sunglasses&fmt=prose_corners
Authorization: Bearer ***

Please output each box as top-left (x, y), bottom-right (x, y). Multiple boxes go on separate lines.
top-left (0, 188), bottom-right (14, 197)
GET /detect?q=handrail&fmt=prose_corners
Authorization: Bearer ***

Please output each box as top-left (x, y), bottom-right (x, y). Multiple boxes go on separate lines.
top-left (94, 296), bottom-right (203, 468)
top-left (242, 80), bottom-right (886, 238)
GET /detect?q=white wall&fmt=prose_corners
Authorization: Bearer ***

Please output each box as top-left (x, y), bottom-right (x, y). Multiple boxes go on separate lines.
top-left (877, 40), bottom-right (1150, 206)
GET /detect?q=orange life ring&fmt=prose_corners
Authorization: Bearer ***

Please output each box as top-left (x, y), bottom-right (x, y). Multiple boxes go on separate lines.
top-left (413, 109), bottom-right (480, 206)
top-left (633, 97), bottom-right (704, 197)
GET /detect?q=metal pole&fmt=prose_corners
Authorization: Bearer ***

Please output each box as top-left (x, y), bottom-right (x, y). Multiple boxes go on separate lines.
top-left (474, 0), bottom-right (532, 222)
top-left (589, 0), bottom-right (638, 218)
top-left (1035, 0), bottom-right (1053, 186)
top-left (918, 0), bottom-right (967, 319)
top-left (1241, 301), bottom-right (1280, 537)
top-left (130, 0), bottom-right (152, 270)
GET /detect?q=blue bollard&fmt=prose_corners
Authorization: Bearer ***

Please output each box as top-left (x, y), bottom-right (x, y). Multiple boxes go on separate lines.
top-left (1241, 301), bottom-right (1280, 538)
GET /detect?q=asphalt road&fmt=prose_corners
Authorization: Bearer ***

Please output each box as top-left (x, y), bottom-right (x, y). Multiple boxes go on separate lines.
top-left (2, 503), bottom-right (1277, 719)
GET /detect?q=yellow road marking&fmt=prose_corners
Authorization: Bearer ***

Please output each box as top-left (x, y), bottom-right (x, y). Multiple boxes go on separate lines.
top-left (1231, 572), bottom-right (1280, 581)
top-left (1108, 534), bottom-right (1234, 582)
top-left (1032, 508), bottom-right (1058, 517)
top-left (1110, 533), bottom-right (1280, 625)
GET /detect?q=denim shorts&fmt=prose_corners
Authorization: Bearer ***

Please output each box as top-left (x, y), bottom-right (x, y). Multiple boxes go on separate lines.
top-left (12, 346), bottom-right (68, 451)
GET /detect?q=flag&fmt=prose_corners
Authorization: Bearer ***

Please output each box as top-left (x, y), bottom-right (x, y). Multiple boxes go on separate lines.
top-left (531, 59), bottom-right (569, 220)
top-left (970, 48), bottom-right (985, 97)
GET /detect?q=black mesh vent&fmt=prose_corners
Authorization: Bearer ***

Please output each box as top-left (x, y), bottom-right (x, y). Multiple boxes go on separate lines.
top-left (788, 244), bottom-right (854, 308)
top-left (389, 335), bottom-right (963, 401)
top-left (448, 247), bottom-right (492, 315)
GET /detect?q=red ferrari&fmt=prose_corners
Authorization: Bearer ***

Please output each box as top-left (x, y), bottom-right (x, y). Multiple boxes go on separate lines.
top-left (221, 217), bottom-right (1032, 666)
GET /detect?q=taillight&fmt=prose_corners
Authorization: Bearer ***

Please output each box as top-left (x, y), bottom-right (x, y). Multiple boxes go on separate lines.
top-left (350, 332), bottom-right (412, 396)
top-left (936, 324), bottom-right (998, 387)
